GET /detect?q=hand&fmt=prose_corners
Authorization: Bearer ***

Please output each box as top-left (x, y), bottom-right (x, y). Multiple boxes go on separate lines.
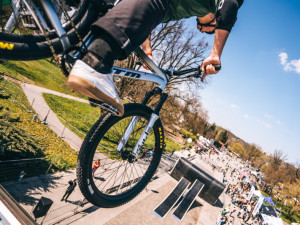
top-left (200, 55), bottom-right (221, 81)
top-left (143, 54), bottom-right (154, 70)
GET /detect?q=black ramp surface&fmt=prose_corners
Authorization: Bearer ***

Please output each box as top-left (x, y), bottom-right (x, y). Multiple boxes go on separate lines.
top-left (153, 177), bottom-right (190, 218)
top-left (170, 157), bottom-right (225, 205)
top-left (173, 180), bottom-right (204, 221)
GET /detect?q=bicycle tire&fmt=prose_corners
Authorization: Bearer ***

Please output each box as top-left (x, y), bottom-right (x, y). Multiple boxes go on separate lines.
top-left (77, 103), bottom-right (164, 208)
top-left (0, 0), bottom-right (98, 60)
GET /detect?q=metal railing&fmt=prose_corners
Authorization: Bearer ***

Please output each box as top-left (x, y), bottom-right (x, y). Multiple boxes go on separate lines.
top-left (0, 155), bottom-right (77, 183)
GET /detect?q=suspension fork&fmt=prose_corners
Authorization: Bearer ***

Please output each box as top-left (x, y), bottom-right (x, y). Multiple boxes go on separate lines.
top-left (116, 88), bottom-right (168, 157)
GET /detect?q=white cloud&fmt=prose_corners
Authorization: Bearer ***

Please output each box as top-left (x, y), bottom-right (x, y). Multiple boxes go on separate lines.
top-left (264, 113), bottom-right (281, 126)
top-left (264, 113), bottom-right (274, 119)
top-left (216, 98), bottom-right (225, 104)
top-left (230, 104), bottom-right (240, 110)
top-left (256, 119), bottom-right (273, 129)
top-left (279, 52), bottom-right (288, 65)
top-left (264, 122), bottom-right (272, 129)
top-left (244, 114), bottom-right (249, 119)
top-left (278, 52), bottom-right (300, 74)
top-left (289, 59), bottom-right (300, 74)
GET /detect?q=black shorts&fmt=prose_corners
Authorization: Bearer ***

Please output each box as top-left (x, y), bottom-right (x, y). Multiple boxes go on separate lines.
top-left (91, 0), bottom-right (170, 58)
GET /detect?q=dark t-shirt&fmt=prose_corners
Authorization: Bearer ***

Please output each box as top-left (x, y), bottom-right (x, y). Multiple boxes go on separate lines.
top-left (163, 0), bottom-right (244, 32)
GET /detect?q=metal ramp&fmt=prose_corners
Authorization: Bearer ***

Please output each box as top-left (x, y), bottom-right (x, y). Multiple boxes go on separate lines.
top-left (153, 157), bottom-right (225, 221)
top-left (173, 179), bottom-right (204, 221)
top-left (153, 177), bottom-right (190, 219)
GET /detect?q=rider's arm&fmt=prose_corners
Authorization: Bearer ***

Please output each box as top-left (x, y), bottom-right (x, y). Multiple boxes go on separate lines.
top-left (201, 0), bottom-right (242, 79)
top-left (141, 35), bottom-right (152, 55)
top-left (200, 29), bottom-right (229, 79)
top-left (141, 35), bottom-right (154, 70)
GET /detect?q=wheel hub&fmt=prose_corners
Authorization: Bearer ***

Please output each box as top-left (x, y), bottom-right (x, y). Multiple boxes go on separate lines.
top-left (121, 150), bottom-right (137, 163)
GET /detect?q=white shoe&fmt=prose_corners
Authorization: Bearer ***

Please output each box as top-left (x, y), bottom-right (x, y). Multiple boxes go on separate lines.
top-left (67, 60), bottom-right (124, 116)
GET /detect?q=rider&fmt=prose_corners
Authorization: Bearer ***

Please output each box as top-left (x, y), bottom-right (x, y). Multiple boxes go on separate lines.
top-left (67, 0), bottom-right (244, 116)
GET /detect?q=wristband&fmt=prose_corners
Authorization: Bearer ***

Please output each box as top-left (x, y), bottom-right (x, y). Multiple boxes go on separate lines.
top-left (146, 52), bottom-right (152, 56)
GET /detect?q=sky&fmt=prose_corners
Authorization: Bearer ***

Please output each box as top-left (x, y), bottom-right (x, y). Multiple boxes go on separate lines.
top-left (183, 0), bottom-right (300, 163)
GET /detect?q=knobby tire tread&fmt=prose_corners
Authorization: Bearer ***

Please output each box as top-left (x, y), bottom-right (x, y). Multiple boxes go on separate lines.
top-left (76, 103), bottom-right (164, 208)
top-left (0, 0), bottom-right (98, 60)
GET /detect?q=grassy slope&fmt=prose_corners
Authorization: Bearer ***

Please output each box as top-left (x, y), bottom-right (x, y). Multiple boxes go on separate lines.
top-left (0, 59), bottom-right (182, 151)
top-left (0, 59), bottom-right (82, 96)
top-left (43, 93), bottom-right (100, 138)
top-left (43, 93), bottom-right (182, 153)
top-left (0, 78), bottom-right (77, 169)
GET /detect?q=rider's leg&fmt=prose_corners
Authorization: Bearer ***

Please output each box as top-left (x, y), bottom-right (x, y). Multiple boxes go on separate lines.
top-left (67, 0), bottom-right (170, 116)
top-left (90, 0), bottom-right (170, 58)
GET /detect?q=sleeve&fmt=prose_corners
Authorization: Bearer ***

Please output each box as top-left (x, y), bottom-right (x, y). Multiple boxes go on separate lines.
top-left (215, 0), bottom-right (242, 32)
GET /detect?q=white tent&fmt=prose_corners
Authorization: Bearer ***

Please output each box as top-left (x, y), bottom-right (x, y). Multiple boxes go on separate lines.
top-left (261, 214), bottom-right (284, 225)
top-left (253, 190), bottom-right (264, 197)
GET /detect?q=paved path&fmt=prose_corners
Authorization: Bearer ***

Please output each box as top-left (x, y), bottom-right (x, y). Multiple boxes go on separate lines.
top-left (22, 83), bottom-right (89, 151)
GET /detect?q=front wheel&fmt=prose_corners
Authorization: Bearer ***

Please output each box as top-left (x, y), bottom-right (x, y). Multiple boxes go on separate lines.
top-left (77, 103), bottom-right (165, 208)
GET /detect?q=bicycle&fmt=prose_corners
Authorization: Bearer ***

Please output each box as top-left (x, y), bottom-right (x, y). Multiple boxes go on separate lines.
top-left (0, 0), bottom-right (220, 207)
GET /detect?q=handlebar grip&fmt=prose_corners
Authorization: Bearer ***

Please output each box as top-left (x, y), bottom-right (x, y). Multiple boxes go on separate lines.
top-left (204, 64), bottom-right (221, 71)
top-left (200, 65), bottom-right (221, 82)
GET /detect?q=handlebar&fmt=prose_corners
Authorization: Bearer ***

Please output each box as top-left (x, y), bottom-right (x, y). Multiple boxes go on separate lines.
top-left (136, 59), bottom-right (221, 81)
top-left (161, 64), bottom-right (221, 80)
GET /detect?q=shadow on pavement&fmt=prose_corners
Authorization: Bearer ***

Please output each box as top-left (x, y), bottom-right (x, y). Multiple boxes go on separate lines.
top-left (213, 198), bottom-right (224, 208)
top-left (2, 175), bottom-right (63, 206)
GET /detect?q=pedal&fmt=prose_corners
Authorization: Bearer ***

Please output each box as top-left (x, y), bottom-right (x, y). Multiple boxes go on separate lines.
top-left (88, 98), bottom-right (120, 116)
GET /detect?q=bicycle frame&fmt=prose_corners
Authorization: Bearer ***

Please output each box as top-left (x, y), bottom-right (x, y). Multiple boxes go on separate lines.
top-left (79, 35), bottom-right (170, 158)
top-left (8, 0), bottom-right (170, 158)
top-left (110, 49), bottom-right (169, 157)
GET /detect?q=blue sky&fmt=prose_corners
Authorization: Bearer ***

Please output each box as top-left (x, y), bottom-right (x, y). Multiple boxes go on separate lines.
top-left (185, 0), bottom-right (300, 163)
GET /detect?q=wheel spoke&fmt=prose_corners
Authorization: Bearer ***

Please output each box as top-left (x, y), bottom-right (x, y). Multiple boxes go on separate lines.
top-left (77, 105), bottom-right (163, 207)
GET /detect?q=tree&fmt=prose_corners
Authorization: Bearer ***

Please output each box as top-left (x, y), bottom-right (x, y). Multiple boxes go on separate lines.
top-left (230, 143), bottom-right (246, 158)
top-left (150, 21), bottom-right (209, 87)
top-left (115, 20), bottom-right (210, 103)
top-left (215, 130), bottom-right (229, 144)
top-left (244, 144), bottom-right (263, 162)
top-left (114, 20), bottom-right (211, 136)
top-left (270, 149), bottom-right (288, 169)
top-left (262, 150), bottom-right (289, 191)
top-left (279, 179), bottom-right (300, 216)
top-left (252, 154), bottom-right (268, 170)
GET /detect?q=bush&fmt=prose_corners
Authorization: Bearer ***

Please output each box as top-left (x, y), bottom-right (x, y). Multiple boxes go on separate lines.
top-left (0, 119), bottom-right (45, 160)
top-left (181, 128), bottom-right (197, 141)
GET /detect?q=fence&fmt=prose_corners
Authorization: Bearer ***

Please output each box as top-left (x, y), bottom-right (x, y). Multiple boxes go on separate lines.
top-left (0, 156), bottom-right (77, 183)
top-left (0, 77), bottom-right (87, 139)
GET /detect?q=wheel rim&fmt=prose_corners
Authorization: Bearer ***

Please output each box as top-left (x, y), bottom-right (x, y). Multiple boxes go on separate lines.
top-left (90, 114), bottom-right (160, 198)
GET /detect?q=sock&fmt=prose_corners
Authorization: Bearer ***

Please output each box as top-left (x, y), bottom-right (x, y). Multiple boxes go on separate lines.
top-left (82, 33), bottom-right (122, 74)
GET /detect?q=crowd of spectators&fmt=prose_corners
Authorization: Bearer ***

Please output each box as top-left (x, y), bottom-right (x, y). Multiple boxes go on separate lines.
top-left (189, 143), bottom-right (266, 225)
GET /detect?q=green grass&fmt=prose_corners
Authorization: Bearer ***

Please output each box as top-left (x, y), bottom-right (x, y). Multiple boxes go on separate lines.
top-left (43, 93), bottom-right (100, 138)
top-left (164, 136), bottom-right (183, 153)
top-left (258, 188), bottom-right (300, 224)
top-left (43, 93), bottom-right (183, 155)
top-left (0, 59), bottom-right (82, 96)
top-left (0, 78), bottom-right (77, 171)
